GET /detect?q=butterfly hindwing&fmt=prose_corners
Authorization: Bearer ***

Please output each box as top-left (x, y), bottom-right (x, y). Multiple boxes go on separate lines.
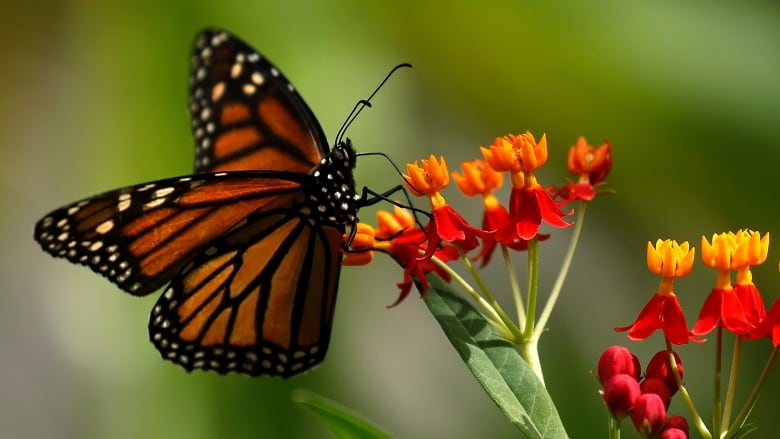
top-left (190, 29), bottom-right (329, 174)
top-left (148, 193), bottom-right (344, 377)
top-left (34, 172), bottom-right (309, 296)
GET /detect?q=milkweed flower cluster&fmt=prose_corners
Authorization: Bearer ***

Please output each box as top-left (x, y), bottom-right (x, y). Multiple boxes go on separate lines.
top-left (609, 230), bottom-right (780, 438)
top-left (343, 133), bottom-right (611, 299)
top-left (343, 132), bottom-right (612, 371)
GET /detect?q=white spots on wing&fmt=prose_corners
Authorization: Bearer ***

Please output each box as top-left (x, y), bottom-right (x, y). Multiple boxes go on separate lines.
top-left (230, 62), bottom-right (242, 79)
top-left (270, 67), bottom-right (279, 77)
top-left (153, 187), bottom-right (175, 198)
top-left (251, 72), bottom-right (264, 85)
top-left (210, 32), bottom-right (227, 47)
top-left (118, 198), bottom-right (131, 212)
top-left (144, 198), bottom-right (166, 209)
top-left (242, 84), bottom-right (256, 95)
top-left (211, 82), bottom-right (225, 101)
top-left (95, 220), bottom-right (114, 235)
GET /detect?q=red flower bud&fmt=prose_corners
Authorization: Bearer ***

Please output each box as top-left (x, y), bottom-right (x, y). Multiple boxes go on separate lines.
top-left (664, 416), bottom-right (689, 435)
top-left (598, 345), bottom-right (641, 384)
top-left (659, 427), bottom-right (689, 439)
top-left (631, 393), bottom-right (667, 436)
top-left (640, 377), bottom-right (671, 408)
top-left (646, 350), bottom-right (684, 396)
top-left (602, 374), bottom-right (640, 419)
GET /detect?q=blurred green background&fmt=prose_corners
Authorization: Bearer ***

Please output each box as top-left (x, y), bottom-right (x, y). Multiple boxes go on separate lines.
top-left (4, 1), bottom-right (780, 438)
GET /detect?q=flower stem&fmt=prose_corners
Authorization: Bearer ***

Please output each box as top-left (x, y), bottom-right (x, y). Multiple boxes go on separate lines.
top-left (607, 413), bottom-right (621, 439)
top-left (429, 256), bottom-right (506, 335)
top-left (535, 201), bottom-right (587, 338)
top-left (720, 336), bottom-right (742, 432)
top-left (726, 346), bottom-right (779, 437)
top-left (501, 244), bottom-right (526, 327)
top-left (454, 247), bottom-right (525, 343)
top-left (523, 239), bottom-right (539, 338)
top-left (712, 325), bottom-right (724, 438)
top-left (666, 340), bottom-right (711, 439)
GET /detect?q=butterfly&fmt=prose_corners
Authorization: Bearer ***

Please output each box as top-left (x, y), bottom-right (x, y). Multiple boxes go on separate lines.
top-left (34, 29), bottom-right (366, 378)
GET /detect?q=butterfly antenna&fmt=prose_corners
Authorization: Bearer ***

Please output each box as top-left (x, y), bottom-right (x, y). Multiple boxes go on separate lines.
top-left (335, 63), bottom-right (413, 144)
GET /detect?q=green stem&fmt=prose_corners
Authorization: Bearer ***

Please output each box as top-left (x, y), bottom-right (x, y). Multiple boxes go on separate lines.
top-left (429, 256), bottom-right (506, 335)
top-left (608, 414), bottom-right (621, 439)
top-left (726, 346), bottom-right (779, 437)
top-left (455, 246), bottom-right (525, 344)
top-left (523, 239), bottom-right (539, 337)
top-left (666, 340), bottom-right (711, 439)
top-left (713, 325), bottom-right (724, 438)
top-left (517, 238), bottom-right (546, 383)
top-left (720, 336), bottom-right (742, 432)
top-left (534, 201), bottom-right (587, 339)
top-left (501, 244), bottom-right (526, 327)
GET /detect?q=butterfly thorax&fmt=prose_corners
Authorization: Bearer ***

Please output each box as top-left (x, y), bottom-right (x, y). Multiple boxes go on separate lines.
top-left (306, 139), bottom-right (359, 228)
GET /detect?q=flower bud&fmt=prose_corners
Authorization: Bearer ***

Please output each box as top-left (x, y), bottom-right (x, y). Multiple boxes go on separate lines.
top-left (645, 350), bottom-right (684, 396)
top-left (640, 377), bottom-right (671, 408)
top-left (602, 374), bottom-right (640, 419)
top-left (631, 393), bottom-right (667, 436)
top-left (598, 345), bottom-right (641, 384)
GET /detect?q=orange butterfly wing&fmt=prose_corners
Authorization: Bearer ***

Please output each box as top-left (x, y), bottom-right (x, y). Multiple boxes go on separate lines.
top-left (34, 173), bottom-right (308, 296)
top-left (189, 29), bottom-right (329, 174)
top-left (149, 191), bottom-right (344, 376)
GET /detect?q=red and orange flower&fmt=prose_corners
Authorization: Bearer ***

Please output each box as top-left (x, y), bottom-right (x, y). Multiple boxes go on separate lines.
top-left (481, 132), bottom-right (572, 241)
top-left (615, 239), bottom-right (696, 345)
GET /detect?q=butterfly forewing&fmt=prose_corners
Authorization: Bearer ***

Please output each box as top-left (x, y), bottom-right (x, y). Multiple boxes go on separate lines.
top-left (34, 172), bottom-right (308, 296)
top-left (190, 29), bottom-right (329, 174)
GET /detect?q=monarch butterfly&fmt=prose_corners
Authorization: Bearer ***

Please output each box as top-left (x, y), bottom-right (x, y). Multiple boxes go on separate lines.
top-left (34, 29), bottom-right (386, 377)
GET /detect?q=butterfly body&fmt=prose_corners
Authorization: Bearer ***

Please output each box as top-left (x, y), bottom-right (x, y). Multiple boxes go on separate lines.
top-left (34, 29), bottom-right (360, 377)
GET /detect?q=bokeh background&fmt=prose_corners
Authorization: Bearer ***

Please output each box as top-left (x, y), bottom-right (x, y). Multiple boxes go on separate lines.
top-left (3, 1), bottom-right (780, 438)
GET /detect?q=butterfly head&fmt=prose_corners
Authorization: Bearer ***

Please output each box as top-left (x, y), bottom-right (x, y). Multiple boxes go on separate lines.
top-left (308, 139), bottom-right (359, 227)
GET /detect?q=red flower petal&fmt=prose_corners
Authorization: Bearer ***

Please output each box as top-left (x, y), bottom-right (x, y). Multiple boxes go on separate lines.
top-left (720, 290), bottom-right (750, 335)
top-left (661, 295), bottom-right (690, 345)
top-left (615, 294), bottom-right (666, 340)
top-left (434, 206), bottom-right (467, 242)
top-left (535, 187), bottom-right (573, 228)
top-left (690, 288), bottom-right (723, 336)
top-left (734, 283), bottom-right (766, 329)
top-left (508, 188), bottom-right (542, 240)
top-left (615, 294), bottom-right (690, 344)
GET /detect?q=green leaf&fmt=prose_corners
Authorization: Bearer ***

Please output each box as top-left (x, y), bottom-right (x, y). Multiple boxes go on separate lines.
top-left (422, 274), bottom-right (569, 439)
top-left (292, 389), bottom-right (395, 439)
